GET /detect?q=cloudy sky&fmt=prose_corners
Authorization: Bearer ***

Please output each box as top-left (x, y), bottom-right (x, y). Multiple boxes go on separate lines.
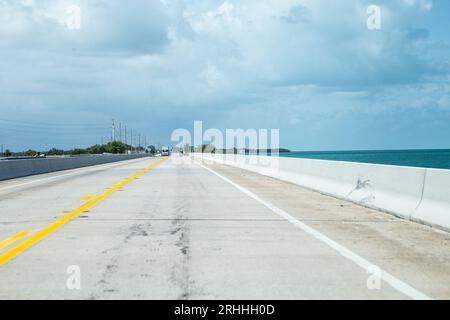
top-left (1, 0), bottom-right (449, 151)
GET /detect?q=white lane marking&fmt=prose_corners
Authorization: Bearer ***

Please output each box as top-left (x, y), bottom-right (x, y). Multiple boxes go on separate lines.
top-left (0, 158), bottom-right (149, 192)
top-left (196, 161), bottom-right (432, 300)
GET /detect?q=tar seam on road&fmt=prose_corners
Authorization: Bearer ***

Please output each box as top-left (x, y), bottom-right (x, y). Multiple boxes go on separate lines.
top-left (0, 158), bottom-right (167, 267)
top-left (196, 161), bottom-right (433, 300)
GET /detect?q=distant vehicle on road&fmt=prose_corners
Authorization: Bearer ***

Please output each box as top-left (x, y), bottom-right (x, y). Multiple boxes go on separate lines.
top-left (161, 147), bottom-right (170, 156)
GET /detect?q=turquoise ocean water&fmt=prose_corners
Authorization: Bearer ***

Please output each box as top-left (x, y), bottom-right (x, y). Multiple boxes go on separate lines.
top-left (280, 149), bottom-right (450, 170)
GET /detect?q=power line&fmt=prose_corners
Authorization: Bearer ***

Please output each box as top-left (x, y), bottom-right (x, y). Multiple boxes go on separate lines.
top-left (0, 122), bottom-right (109, 132)
top-left (0, 118), bottom-right (109, 128)
top-left (0, 117), bottom-right (150, 153)
top-left (0, 127), bottom-right (110, 135)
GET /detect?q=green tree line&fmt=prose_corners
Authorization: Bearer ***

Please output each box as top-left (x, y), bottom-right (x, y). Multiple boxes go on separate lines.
top-left (1, 141), bottom-right (153, 157)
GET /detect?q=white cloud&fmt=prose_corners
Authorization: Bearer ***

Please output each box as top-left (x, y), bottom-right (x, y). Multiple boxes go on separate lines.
top-left (0, 0), bottom-right (449, 150)
top-left (402, 0), bottom-right (433, 11)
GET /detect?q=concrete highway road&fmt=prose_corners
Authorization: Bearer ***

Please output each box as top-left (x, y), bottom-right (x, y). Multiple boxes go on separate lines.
top-left (0, 156), bottom-right (449, 299)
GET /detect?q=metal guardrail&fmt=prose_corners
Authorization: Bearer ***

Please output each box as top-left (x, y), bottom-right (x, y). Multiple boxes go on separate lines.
top-left (1, 156), bottom-right (46, 161)
top-left (0, 153), bottom-right (151, 181)
top-left (0, 153), bottom-right (148, 161)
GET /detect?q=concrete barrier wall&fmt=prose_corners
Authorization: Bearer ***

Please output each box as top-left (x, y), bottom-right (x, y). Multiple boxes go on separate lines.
top-left (194, 153), bottom-right (450, 231)
top-left (0, 154), bottom-right (150, 181)
top-left (414, 170), bottom-right (450, 230)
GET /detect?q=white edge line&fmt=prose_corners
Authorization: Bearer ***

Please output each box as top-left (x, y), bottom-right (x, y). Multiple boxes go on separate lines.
top-left (196, 161), bottom-right (432, 300)
top-left (0, 158), bottom-right (148, 192)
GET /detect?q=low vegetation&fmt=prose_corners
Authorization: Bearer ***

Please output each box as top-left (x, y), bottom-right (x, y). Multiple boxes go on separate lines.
top-left (1, 141), bottom-right (154, 158)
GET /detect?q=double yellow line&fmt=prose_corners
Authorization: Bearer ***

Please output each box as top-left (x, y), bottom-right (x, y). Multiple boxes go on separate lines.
top-left (0, 231), bottom-right (31, 251)
top-left (0, 158), bottom-right (167, 267)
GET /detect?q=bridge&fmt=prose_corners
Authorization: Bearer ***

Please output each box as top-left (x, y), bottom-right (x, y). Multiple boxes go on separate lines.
top-left (0, 155), bottom-right (449, 299)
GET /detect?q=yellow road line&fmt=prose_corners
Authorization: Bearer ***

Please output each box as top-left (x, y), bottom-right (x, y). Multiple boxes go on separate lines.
top-left (82, 194), bottom-right (96, 202)
top-left (0, 158), bottom-right (167, 267)
top-left (0, 231), bottom-right (31, 251)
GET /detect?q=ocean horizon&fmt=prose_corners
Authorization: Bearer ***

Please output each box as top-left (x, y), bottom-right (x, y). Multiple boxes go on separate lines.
top-left (279, 148), bottom-right (450, 170)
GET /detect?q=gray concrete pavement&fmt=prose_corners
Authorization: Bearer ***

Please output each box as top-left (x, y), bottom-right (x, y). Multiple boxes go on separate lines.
top-left (0, 156), bottom-right (449, 299)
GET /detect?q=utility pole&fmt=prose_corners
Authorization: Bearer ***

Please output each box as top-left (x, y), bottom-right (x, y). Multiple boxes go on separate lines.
top-left (130, 128), bottom-right (133, 153)
top-left (125, 125), bottom-right (127, 146)
top-left (112, 119), bottom-right (116, 142)
top-left (139, 134), bottom-right (141, 152)
top-left (119, 122), bottom-right (122, 143)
